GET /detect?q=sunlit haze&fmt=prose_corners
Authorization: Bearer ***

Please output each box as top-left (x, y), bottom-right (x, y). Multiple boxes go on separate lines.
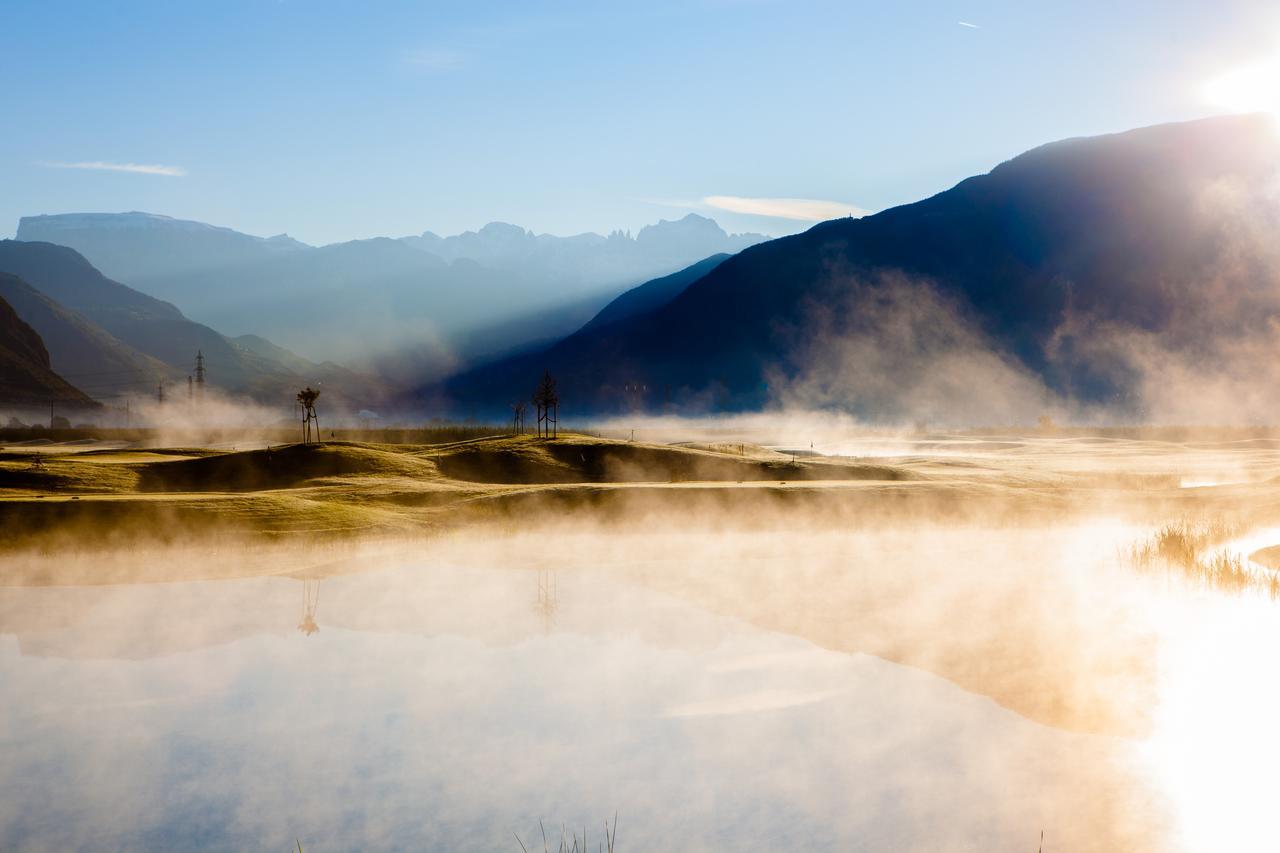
top-left (1204, 51), bottom-right (1280, 116)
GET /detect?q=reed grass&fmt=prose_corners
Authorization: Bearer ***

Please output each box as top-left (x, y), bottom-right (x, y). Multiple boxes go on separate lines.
top-left (515, 814), bottom-right (616, 853)
top-left (1122, 519), bottom-right (1280, 598)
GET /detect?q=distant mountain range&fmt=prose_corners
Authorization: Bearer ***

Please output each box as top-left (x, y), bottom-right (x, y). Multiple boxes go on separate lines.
top-left (15, 114), bottom-right (1278, 425)
top-left (431, 114), bottom-right (1280, 423)
top-left (17, 212), bottom-right (766, 375)
top-left (0, 241), bottom-right (391, 410)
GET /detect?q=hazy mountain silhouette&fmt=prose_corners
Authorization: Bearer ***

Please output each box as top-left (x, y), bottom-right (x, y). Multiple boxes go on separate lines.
top-left (15, 212), bottom-right (310, 282)
top-left (112, 238), bottom-right (541, 370)
top-left (432, 114), bottom-right (1280, 420)
top-left (401, 215), bottom-right (760, 284)
top-left (18, 212), bottom-right (766, 372)
top-left (0, 272), bottom-right (176, 397)
top-left (0, 289), bottom-right (95, 407)
top-left (0, 241), bottom-right (390, 408)
top-left (431, 254), bottom-right (736, 412)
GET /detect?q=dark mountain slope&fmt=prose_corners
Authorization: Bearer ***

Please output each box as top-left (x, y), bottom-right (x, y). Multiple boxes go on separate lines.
top-left (439, 254), bottom-right (735, 385)
top-left (0, 273), bottom-right (177, 398)
top-left (433, 255), bottom-right (737, 412)
top-left (0, 293), bottom-right (96, 407)
top-left (580, 253), bottom-right (730, 332)
top-left (432, 114), bottom-right (1280, 419)
top-left (0, 240), bottom-right (280, 393)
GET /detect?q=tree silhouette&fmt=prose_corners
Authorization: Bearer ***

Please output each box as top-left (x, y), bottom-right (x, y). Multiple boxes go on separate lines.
top-left (511, 399), bottom-right (528, 434)
top-left (532, 370), bottom-right (559, 439)
top-left (297, 386), bottom-right (321, 444)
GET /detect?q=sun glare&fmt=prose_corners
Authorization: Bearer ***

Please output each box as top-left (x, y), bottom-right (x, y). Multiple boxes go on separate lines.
top-left (1204, 57), bottom-right (1280, 115)
top-left (1144, 591), bottom-right (1280, 853)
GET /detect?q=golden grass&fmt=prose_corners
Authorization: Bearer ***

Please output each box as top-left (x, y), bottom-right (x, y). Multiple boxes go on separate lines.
top-left (6, 431), bottom-right (1280, 582)
top-left (0, 435), bottom-right (927, 553)
top-left (1122, 519), bottom-right (1280, 598)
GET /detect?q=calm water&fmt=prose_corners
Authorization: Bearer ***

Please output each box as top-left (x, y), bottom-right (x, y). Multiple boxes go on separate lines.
top-left (0, 530), bottom-right (1181, 851)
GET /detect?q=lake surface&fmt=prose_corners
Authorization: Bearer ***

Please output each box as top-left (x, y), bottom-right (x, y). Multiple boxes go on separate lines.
top-left (0, 525), bottom-right (1240, 851)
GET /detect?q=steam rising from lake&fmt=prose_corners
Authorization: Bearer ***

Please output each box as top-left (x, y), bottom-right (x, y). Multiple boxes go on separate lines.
top-left (1, 514), bottom-right (1272, 851)
top-left (6, 431), bottom-right (1280, 850)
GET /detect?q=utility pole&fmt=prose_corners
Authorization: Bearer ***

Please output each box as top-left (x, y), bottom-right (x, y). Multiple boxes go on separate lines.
top-left (194, 350), bottom-right (205, 399)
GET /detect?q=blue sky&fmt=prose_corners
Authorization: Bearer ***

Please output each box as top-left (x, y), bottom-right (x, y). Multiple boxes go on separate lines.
top-left (2, 0), bottom-right (1276, 245)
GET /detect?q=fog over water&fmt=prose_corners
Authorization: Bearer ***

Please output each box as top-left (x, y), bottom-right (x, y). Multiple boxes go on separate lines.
top-left (5, 430), bottom-right (1280, 851)
top-left (3, 505), bottom-right (1273, 852)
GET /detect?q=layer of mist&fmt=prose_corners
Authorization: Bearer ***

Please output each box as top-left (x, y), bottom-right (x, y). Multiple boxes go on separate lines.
top-left (5, 428), bottom-right (1280, 850)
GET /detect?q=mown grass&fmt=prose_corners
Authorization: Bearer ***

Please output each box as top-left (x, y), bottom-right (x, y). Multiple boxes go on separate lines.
top-left (0, 451), bottom-right (142, 494)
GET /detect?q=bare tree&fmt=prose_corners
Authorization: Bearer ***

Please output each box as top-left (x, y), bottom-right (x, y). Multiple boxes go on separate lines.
top-left (511, 399), bottom-right (528, 434)
top-left (297, 386), bottom-right (321, 444)
top-left (532, 370), bottom-right (559, 439)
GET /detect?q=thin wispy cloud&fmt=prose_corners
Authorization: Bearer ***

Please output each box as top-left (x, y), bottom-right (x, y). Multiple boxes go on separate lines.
top-left (958, 21), bottom-right (981, 29)
top-left (403, 48), bottom-right (465, 70)
top-left (703, 195), bottom-right (870, 221)
top-left (39, 160), bottom-right (187, 177)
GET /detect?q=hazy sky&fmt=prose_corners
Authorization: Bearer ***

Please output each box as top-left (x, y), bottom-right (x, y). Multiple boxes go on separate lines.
top-left (3, 0), bottom-right (1277, 245)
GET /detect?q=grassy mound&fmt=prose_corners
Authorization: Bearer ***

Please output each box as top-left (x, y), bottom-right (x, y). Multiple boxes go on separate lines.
top-left (429, 434), bottom-right (915, 484)
top-left (0, 451), bottom-right (140, 494)
top-left (136, 442), bottom-right (439, 492)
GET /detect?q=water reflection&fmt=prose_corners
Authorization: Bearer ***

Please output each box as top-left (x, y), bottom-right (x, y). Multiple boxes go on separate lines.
top-left (535, 568), bottom-right (558, 634)
top-left (298, 578), bottom-right (321, 636)
top-left (0, 529), bottom-right (1182, 852)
